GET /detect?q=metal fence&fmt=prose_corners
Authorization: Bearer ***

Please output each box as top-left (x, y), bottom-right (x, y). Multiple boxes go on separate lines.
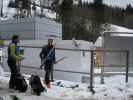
top-left (1, 45), bottom-right (129, 94)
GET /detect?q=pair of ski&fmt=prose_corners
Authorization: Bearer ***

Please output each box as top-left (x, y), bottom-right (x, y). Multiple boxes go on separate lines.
top-left (40, 56), bottom-right (66, 69)
top-left (52, 81), bottom-right (79, 89)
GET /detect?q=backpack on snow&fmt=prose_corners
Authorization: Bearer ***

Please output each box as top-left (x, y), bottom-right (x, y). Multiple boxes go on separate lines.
top-left (15, 75), bottom-right (28, 92)
top-left (29, 74), bottom-right (46, 95)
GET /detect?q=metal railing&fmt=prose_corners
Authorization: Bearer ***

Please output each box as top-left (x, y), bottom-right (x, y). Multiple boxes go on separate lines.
top-left (1, 45), bottom-right (129, 94)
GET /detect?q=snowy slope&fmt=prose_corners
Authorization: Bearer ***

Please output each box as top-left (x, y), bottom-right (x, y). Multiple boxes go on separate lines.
top-left (0, 0), bottom-right (56, 20)
top-left (2, 0), bottom-right (132, 21)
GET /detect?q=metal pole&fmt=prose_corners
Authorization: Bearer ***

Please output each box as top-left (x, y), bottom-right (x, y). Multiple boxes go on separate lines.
top-left (100, 32), bottom-right (105, 84)
top-left (126, 50), bottom-right (129, 83)
top-left (89, 50), bottom-right (95, 94)
top-left (100, 63), bottom-right (104, 84)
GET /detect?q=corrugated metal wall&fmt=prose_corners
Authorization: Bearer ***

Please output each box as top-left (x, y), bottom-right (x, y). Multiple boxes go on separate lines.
top-left (0, 18), bottom-right (35, 39)
top-left (35, 18), bottom-right (62, 39)
top-left (0, 17), bottom-right (62, 40)
top-left (104, 35), bottom-right (130, 68)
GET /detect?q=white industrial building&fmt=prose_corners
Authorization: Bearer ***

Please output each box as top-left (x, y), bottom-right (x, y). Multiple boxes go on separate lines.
top-left (95, 24), bottom-right (133, 70)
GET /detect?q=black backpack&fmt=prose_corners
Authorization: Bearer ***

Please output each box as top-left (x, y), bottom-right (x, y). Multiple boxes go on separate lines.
top-left (15, 75), bottom-right (28, 92)
top-left (29, 75), bottom-right (46, 95)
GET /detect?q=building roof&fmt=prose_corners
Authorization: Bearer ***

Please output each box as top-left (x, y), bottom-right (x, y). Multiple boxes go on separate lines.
top-left (82, 0), bottom-right (133, 9)
top-left (103, 24), bottom-right (133, 34)
top-left (95, 24), bottom-right (133, 47)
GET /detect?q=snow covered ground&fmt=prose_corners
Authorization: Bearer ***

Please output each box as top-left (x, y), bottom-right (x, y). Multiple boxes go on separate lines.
top-left (0, 72), bottom-right (133, 100)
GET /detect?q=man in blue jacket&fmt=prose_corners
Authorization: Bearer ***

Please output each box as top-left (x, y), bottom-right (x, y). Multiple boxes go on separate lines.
top-left (40, 39), bottom-right (56, 88)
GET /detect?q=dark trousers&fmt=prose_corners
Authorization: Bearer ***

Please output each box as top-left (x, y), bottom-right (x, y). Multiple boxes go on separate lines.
top-left (44, 61), bottom-right (53, 84)
top-left (7, 60), bottom-right (21, 89)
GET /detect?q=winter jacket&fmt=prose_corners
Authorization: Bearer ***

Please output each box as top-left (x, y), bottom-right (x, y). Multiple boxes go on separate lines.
top-left (40, 45), bottom-right (55, 63)
top-left (8, 42), bottom-right (22, 62)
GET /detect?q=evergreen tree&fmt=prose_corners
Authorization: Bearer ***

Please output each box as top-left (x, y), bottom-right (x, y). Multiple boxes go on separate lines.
top-left (94, 0), bottom-right (103, 5)
top-left (58, 0), bottom-right (73, 39)
top-left (126, 4), bottom-right (133, 14)
top-left (78, 0), bottom-right (82, 7)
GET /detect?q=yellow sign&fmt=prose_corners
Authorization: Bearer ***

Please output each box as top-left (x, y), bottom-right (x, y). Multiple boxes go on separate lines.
top-left (95, 47), bottom-right (103, 68)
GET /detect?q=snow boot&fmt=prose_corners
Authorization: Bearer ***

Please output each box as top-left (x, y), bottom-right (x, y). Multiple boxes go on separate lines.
top-left (43, 80), bottom-right (51, 89)
top-left (46, 83), bottom-right (51, 89)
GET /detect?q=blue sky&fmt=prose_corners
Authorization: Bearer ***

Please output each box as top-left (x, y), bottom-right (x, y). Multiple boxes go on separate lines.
top-left (82, 0), bottom-right (133, 8)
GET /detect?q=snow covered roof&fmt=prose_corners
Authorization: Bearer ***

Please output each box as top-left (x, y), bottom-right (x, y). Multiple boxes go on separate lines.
top-left (5, 40), bottom-right (93, 50)
top-left (103, 0), bottom-right (133, 9)
top-left (102, 24), bottom-right (133, 34)
top-left (106, 24), bottom-right (133, 33)
top-left (95, 24), bottom-right (133, 47)
top-left (82, 0), bottom-right (133, 9)
top-left (94, 36), bottom-right (103, 47)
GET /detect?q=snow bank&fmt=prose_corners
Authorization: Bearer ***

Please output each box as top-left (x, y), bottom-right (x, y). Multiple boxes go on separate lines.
top-left (40, 75), bottom-right (133, 100)
top-left (0, 75), bottom-right (133, 100)
top-left (0, 75), bottom-right (9, 89)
